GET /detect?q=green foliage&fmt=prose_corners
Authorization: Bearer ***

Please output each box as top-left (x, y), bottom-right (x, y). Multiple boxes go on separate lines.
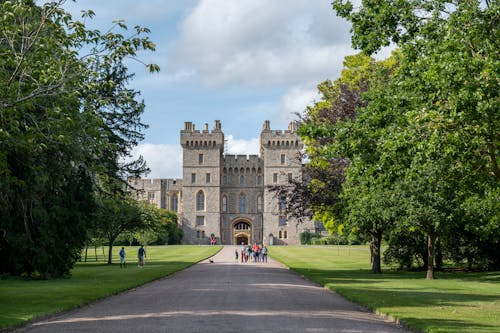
top-left (0, 1), bottom-right (158, 277)
top-left (302, 0), bottom-right (500, 279)
top-left (299, 230), bottom-right (315, 245)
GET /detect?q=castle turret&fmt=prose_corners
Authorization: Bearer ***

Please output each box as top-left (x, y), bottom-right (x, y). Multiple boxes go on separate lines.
top-left (180, 121), bottom-right (224, 244)
top-left (260, 120), bottom-right (304, 245)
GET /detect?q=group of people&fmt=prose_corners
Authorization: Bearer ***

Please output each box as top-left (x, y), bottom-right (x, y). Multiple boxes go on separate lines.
top-left (236, 243), bottom-right (268, 263)
top-left (119, 245), bottom-right (146, 268)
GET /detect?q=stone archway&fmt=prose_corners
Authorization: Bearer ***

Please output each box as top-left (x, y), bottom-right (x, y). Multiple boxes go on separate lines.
top-left (233, 220), bottom-right (251, 245)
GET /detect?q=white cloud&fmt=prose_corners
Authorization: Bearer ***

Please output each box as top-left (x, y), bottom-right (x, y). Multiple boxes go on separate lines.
top-left (172, 0), bottom-right (354, 88)
top-left (225, 135), bottom-right (259, 155)
top-left (130, 143), bottom-right (182, 179)
top-left (278, 85), bottom-right (320, 125)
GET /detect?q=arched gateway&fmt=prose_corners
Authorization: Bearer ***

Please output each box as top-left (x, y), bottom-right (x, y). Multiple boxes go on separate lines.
top-left (233, 220), bottom-right (251, 245)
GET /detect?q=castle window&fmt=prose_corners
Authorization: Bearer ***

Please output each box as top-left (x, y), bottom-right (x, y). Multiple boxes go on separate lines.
top-left (257, 196), bottom-right (263, 212)
top-left (239, 175), bottom-right (245, 185)
top-left (196, 216), bottom-right (205, 226)
top-left (273, 173), bottom-right (278, 184)
top-left (284, 230), bottom-right (288, 239)
top-left (281, 154), bottom-right (286, 164)
top-left (288, 173), bottom-right (293, 182)
top-left (191, 173), bottom-right (196, 184)
top-left (223, 175), bottom-right (227, 185)
top-left (148, 192), bottom-right (155, 201)
top-left (202, 230), bottom-right (205, 238)
top-left (279, 194), bottom-right (287, 225)
top-left (239, 194), bottom-right (246, 213)
top-left (279, 230), bottom-right (282, 239)
top-left (206, 173), bottom-right (211, 183)
top-left (268, 141), bottom-right (271, 146)
top-left (196, 190), bottom-right (205, 211)
top-left (199, 154), bottom-right (204, 164)
top-left (257, 175), bottom-right (262, 185)
top-left (171, 194), bottom-right (178, 212)
top-left (197, 230), bottom-right (200, 238)
top-left (222, 196), bottom-right (227, 212)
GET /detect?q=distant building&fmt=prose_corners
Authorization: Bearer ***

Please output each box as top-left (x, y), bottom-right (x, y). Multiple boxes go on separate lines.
top-left (128, 120), bottom-right (315, 245)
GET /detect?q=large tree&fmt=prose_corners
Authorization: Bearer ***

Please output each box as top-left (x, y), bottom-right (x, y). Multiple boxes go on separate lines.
top-left (333, 0), bottom-right (499, 278)
top-left (0, 0), bottom-right (158, 277)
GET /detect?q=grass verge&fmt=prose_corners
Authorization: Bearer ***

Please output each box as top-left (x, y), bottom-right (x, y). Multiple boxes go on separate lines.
top-left (269, 245), bottom-right (500, 333)
top-left (0, 245), bottom-right (221, 330)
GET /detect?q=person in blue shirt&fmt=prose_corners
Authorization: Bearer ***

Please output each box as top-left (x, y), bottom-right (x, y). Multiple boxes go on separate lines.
top-left (119, 247), bottom-right (126, 268)
top-left (138, 245), bottom-right (146, 267)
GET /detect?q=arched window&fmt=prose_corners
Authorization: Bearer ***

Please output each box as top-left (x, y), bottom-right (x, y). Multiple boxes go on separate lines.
top-left (222, 196), bottom-right (227, 212)
top-left (196, 190), bottom-right (205, 211)
top-left (239, 194), bottom-right (246, 213)
top-left (239, 175), bottom-right (245, 185)
top-left (257, 196), bottom-right (263, 212)
top-left (171, 193), bottom-right (178, 212)
top-left (279, 230), bottom-right (282, 239)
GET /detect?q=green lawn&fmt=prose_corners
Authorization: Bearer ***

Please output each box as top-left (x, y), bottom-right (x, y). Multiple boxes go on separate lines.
top-left (0, 245), bottom-right (221, 329)
top-left (269, 246), bottom-right (500, 333)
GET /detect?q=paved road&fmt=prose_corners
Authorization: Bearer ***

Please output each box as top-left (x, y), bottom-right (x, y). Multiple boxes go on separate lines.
top-left (15, 246), bottom-right (409, 333)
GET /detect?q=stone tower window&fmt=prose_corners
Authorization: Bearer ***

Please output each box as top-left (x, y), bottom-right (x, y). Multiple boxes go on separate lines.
top-left (196, 190), bottom-right (205, 211)
top-left (239, 175), bottom-right (245, 185)
top-left (281, 154), bottom-right (286, 164)
top-left (273, 173), bottom-right (278, 184)
top-left (198, 153), bottom-right (203, 164)
top-left (171, 193), bottom-right (178, 212)
top-left (257, 196), bottom-right (263, 212)
top-left (191, 173), bottom-right (196, 184)
top-left (257, 175), bottom-right (262, 185)
top-left (222, 196), bottom-right (227, 212)
top-left (223, 175), bottom-right (227, 185)
top-left (196, 216), bottom-right (205, 226)
top-left (239, 194), bottom-right (246, 213)
top-left (288, 173), bottom-right (293, 182)
top-left (206, 173), bottom-right (211, 183)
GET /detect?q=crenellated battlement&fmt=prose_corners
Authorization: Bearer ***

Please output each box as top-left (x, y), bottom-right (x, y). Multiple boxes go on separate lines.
top-left (222, 154), bottom-right (262, 170)
top-left (181, 120), bottom-right (224, 148)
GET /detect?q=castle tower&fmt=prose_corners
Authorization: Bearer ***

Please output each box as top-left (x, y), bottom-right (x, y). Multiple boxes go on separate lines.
top-left (180, 120), bottom-right (224, 244)
top-left (260, 120), bottom-right (305, 245)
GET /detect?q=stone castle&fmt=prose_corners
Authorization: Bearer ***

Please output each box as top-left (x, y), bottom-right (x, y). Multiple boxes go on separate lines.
top-left (129, 120), bottom-right (316, 245)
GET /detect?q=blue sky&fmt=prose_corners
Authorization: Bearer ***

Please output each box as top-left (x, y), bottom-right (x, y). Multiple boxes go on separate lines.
top-left (62, 0), bottom-right (391, 178)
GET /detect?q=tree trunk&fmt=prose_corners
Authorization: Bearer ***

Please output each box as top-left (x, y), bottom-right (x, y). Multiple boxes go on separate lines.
top-left (371, 232), bottom-right (382, 274)
top-left (426, 232), bottom-right (437, 280)
top-left (108, 241), bottom-right (113, 264)
top-left (84, 246), bottom-right (88, 262)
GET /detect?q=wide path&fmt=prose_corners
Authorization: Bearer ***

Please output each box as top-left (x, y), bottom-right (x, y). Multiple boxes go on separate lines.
top-left (16, 246), bottom-right (409, 333)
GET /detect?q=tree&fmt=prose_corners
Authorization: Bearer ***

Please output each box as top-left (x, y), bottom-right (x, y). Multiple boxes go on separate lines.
top-left (0, 0), bottom-right (158, 277)
top-left (332, 0), bottom-right (499, 278)
top-left (95, 195), bottom-right (144, 264)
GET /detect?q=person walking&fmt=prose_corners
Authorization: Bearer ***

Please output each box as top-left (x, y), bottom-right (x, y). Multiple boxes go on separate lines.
top-left (138, 245), bottom-right (146, 267)
top-left (119, 247), bottom-right (126, 268)
top-left (261, 245), bottom-right (268, 263)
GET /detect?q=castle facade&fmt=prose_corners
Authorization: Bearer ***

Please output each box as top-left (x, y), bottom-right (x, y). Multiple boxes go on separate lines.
top-left (130, 120), bottom-right (315, 245)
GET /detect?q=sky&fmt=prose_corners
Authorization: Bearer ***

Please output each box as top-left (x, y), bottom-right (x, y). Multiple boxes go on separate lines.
top-left (62, 0), bottom-right (391, 179)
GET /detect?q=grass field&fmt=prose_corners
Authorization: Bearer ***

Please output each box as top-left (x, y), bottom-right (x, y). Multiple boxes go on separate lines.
top-left (269, 246), bottom-right (500, 333)
top-left (0, 245), bottom-right (221, 329)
